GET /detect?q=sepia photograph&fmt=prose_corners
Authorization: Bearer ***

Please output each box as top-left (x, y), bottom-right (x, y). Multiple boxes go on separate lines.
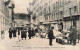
top-left (0, 0), bottom-right (80, 50)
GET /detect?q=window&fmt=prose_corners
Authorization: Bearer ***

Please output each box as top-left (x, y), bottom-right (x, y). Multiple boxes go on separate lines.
top-left (45, 16), bottom-right (47, 21)
top-left (44, 8), bottom-right (46, 14)
top-left (53, 4), bottom-right (55, 10)
top-left (74, 6), bottom-right (77, 12)
top-left (47, 16), bottom-right (48, 21)
top-left (49, 7), bottom-right (50, 12)
top-left (69, 8), bottom-right (71, 15)
top-left (52, 14), bottom-right (53, 20)
top-left (60, 11), bottom-right (63, 18)
top-left (54, 13), bottom-right (55, 18)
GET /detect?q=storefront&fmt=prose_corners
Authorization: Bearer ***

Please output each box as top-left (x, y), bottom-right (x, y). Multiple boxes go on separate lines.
top-left (50, 21), bottom-right (59, 31)
top-left (63, 15), bottom-right (80, 30)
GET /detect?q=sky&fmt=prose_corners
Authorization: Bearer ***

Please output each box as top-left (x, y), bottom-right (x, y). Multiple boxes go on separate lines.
top-left (13, 0), bottom-right (32, 13)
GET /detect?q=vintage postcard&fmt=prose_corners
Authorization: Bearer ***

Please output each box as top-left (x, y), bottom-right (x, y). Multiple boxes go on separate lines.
top-left (0, 0), bottom-right (80, 50)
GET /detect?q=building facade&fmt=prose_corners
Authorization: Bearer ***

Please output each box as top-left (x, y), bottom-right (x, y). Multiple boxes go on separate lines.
top-left (0, 0), bottom-right (15, 34)
top-left (29, 0), bottom-right (80, 31)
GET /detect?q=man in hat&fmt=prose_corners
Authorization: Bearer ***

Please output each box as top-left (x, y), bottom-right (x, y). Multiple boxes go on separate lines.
top-left (70, 26), bottom-right (77, 45)
top-left (48, 27), bottom-right (55, 46)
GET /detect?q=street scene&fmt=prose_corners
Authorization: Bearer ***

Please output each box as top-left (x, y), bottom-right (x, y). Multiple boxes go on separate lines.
top-left (0, 0), bottom-right (80, 50)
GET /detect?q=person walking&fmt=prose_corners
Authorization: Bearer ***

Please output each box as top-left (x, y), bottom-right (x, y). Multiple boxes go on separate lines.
top-left (21, 29), bottom-right (24, 40)
top-left (70, 26), bottom-right (77, 45)
top-left (28, 28), bottom-right (32, 39)
top-left (9, 28), bottom-right (12, 39)
top-left (32, 28), bottom-right (35, 37)
top-left (13, 28), bottom-right (17, 38)
top-left (48, 27), bottom-right (55, 46)
top-left (21, 29), bottom-right (27, 40)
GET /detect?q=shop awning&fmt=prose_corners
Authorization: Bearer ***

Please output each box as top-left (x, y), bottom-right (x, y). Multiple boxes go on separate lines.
top-left (49, 20), bottom-right (58, 24)
top-left (63, 15), bottom-right (80, 21)
top-left (50, 22), bottom-right (58, 24)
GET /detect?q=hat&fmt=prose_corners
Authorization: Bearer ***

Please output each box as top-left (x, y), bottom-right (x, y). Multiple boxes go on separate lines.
top-left (51, 27), bottom-right (54, 29)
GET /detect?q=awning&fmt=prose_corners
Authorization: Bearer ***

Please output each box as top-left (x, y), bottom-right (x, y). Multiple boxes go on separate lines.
top-left (50, 22), bottom-right (58, 24)
top-left (49, 20), bottom-right (58, 24)
top-left (63, 15), bottom-right (80, 21)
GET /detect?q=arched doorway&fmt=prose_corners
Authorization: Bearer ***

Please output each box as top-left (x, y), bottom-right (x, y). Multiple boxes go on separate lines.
top-left (59, 22), bottom-right (63, 32)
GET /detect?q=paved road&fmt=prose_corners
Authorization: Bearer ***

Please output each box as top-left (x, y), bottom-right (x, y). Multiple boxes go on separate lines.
top-left (0, 31), bottom-right (80, 50)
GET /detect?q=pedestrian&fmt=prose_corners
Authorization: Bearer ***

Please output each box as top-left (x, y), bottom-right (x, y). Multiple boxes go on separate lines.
top-left (47, 27), bottom-right (55, 46)
top-left (69, 26), bottom-right (77, 45)
top-left (28, 28), bottom-right (32, 39)
top-left (21, 29), bottom-right (27, 40)
top-left (21, 29), bottom-right (24, 40)
top-left (24, 29), bottom-right (27, 40)
top-left (9, 28), bottom-right (12, 39)
top-left (1, 30), bottom-right (5, 40)
top-left (13, 28), bottom-right (17, 37)
top-left (32, 28), bottom-right (35, 37)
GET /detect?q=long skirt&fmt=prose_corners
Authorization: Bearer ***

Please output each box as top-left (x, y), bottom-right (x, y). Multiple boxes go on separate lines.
top-left (13, 33), bottom-right (16, 37)
top-left (21, 33), bottom-right (27, 38)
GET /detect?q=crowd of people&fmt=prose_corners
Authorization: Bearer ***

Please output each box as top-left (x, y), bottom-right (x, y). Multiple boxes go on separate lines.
top-left (0, 26), bottom-right (80, 46)
top-left (8, 27), bottom-right (39, 40)
top-left (9, 28), bottom-right (17, 39)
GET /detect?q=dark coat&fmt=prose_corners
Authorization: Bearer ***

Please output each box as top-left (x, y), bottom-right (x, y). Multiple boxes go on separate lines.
top-left (28, 30), bottom-right (32, 36)
top-left (21, 30), bottom-right (27, 38)
top-left (69, 28), bottom-right (77, 40)
top-left (48, 29), bottom-right (54, 39)
top-left (32, 30), bottom-right (35, 36)
top-left (13, 29), bottom-right (17, 37)
top-left (9, 29), bottom-right (12, 38)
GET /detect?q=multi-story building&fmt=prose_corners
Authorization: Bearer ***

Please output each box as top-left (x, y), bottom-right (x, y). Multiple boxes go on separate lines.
top-left (29, 0), bottom-right (48, 29)
top-left (0, 0), bottom-right (15, 34)
top-left (63, 0), bottom-right (80, 30)
top-left (8, 0), bottom-right (15, 28)
top-left (29, 0), bottom-right (80, 31)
